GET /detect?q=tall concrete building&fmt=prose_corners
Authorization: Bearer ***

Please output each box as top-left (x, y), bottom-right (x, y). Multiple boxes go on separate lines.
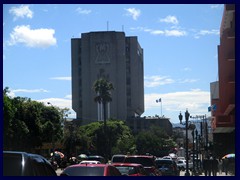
top-left (71, 31), bottom-right (144, 125)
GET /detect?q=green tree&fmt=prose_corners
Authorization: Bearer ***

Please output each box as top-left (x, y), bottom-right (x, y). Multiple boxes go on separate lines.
top-left (135, 126), bottom-right (177, 157)
top-left (77, 120), bottom-right (135, 159)
top-left (3, 87), bottom-right (64, 152)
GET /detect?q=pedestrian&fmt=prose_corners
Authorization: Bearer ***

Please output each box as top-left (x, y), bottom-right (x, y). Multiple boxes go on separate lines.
top-left (218, 158), bottom-right (223, 174)
top-left (203, 157), bottom-right (211, 176)
top-left (223, 158), bottom-right (229, 175)
top-left (212, 156), bottom-right (218, 176)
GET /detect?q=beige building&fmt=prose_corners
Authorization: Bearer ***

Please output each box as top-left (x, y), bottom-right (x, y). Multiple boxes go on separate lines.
top-left (71, 31), bottom-right (144, 125)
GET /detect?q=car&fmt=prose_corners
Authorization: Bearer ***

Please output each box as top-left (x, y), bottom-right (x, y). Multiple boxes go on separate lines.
top-left (112, 163), bottom-right (148, 176)
top-left (123, 155), bottom-right (162, 176)
top-left (87, 155), bottom-right (106, 164)
top-left (79, 160), bottom-right (101, 164)
top-left (176, 159), bottom-right (193, 171)
top-left (155, 158), bottom-right (179, 176)
top-left (60, 164), bottom-right (122, 176)
top-left (111, 154), bottom-right (126, 163)
top-left (3, 151), bottom-right (57, 176)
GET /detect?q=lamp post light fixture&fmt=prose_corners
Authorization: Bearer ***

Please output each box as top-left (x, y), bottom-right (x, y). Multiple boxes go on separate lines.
top-left (179, 109), bottom-right (191, 176)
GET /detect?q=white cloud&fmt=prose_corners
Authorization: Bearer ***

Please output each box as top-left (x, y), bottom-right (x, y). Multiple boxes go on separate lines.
top-left (131, 26), bottom-right (187, 37)
top-left (65, 94), bottom-right (72, 99)
top-left (150, 30), bottom-right (164, 35)
top-left (182, 67), bottom-right (191, 71)
top-left (9, 5), bottom-right (33, 20)
top-left (143, 89), bottom-right (210, 121)
top-left (124, 8), bottom-right (141, 20)
top-left (210, 4), bottom-right (223, 9)
top-left (144, 75), bottom-right (175, 87)
top-left (38, 98), bottom-right (76, 118)
top-left (144, 75), bottom-right (198, 88)
top-left (159, 15), bottom-right (179, 25)
top-left (7, 88), bottom-right (49, 98)
top-left (165, 30), bottom-right (187, 37)
top-left (194, 29), bottom-right (219, 39)
top-left (50, 77), bottom-right (71, 81)
top-left (8, 25), bottom-right (57, 48)
top-left (178, 79), bottom-right (199, 83)
top-left (12, 88), bottom-right (49, 93)
top-left (76, 7), bottom-right (92, 14)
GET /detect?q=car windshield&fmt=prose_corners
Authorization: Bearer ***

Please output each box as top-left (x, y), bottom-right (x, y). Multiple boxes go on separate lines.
top-left (124, 157), bottom-right (153, 167)
top-left (62, 166), bottom-right (104, 176)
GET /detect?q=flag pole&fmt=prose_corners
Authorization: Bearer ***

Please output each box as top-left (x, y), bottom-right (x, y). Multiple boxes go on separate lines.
top-left (161, 100), bottom-right (162, 117)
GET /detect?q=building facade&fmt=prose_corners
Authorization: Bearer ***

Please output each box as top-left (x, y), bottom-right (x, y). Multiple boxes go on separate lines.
top-left (210, 4), bottom-right (235, 157)
top-left (71, 31), bottom-right (144, 125)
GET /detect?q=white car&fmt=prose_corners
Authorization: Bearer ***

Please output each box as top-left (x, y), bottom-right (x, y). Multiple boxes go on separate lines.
top-left (79, 160), bottom-right (101, 164)
top-left (176, 159), bottom-right (193, 171)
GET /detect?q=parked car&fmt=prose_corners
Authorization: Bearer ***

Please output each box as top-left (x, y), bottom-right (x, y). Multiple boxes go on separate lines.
top-left (79, 160), bottom-right (101, 164)
top-left (176, 159), bottom-right (193, 171)
top-left (60, 164), bottom-right (122, 176)
top-left (3, 151), bottom-right (57, 176)
top-left (123, 155), bottom-right (161, 176)
top-left (111, 154), bottom-right (126, 163)
top-left (112, 163), bottom-right (148, 176)
top-left (87, 155), bottom-right (106, 164)
top-left (155, 158), bottom-right (179, 176)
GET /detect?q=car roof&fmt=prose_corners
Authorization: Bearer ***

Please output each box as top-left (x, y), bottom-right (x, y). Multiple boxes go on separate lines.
top-left (112, 163), bottom-right (143, 167)
top-left (125, 155), bottom-right (155, 158)
top-left (80, 160), bottom-right (101, 164)
top-left (68, 163), bottom-right (111, 168)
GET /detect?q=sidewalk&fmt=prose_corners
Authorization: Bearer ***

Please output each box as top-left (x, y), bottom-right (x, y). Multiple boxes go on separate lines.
top-left (180, 171), bottom-right (234, 176)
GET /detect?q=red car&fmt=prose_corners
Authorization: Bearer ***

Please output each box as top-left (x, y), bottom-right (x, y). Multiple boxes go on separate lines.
top-left (60, 164), bottom-right (121, 176)
top-left (123, 155), bottom-right (162, 176)
top-left (112, 163), bottom-right (148, 176)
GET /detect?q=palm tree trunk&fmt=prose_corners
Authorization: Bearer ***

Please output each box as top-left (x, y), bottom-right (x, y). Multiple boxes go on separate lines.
top-left (103, 101), bottom-right (108, 159)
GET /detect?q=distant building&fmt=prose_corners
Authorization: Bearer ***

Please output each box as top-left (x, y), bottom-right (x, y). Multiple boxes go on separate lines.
top-left (71, 31), bottom-right (144, 125)
top-left (127, 116), bottom-right (172, 136)
top-left (210, 4), bottom-right (235, 157)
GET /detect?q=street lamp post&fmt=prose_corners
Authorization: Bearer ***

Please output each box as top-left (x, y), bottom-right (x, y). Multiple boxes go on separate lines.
top-left (179, 109), bottom-right (190, 176)
top-left (47, 102), bottom-right (56, 156)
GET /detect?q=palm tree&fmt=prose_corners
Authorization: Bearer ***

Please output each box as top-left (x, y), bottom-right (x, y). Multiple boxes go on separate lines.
top-left (93, 78), bottom-right (114, 132)
top-left (93, 78), bottom-right (114, 159)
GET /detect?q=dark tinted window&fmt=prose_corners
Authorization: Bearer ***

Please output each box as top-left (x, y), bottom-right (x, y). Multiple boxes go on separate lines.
top-left (124, 157), bottom-right (154, 167)
top-left (3, 153), bottom-right (23, 176)
top-left (62, 166), bottom-right (105, 176)
top-left (112, 156), bottom-right (125, 163)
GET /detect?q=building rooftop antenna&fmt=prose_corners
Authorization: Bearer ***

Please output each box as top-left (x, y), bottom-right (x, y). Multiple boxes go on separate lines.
top-left (107, 21), bottom-right (109, 31)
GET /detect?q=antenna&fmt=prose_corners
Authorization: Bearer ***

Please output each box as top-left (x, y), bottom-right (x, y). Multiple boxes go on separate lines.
top-left (107, 21), bottom-right (109, 31)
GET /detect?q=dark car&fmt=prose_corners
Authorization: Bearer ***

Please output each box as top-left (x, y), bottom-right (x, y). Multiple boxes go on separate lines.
top-left (111, 154), bottom-right (126, 163)
top-left (112, 163), bottom-right (148, 176)
top-left (87, 155), bottom-right (106, 164)
top-left (155, 158), bottom-right (179, 176)
top-left (123, 155), bottom-right (162, 176)
top-left (3, 151), bottom-right (57, 176)
top-left (60, 164), bottom-right (121, 176)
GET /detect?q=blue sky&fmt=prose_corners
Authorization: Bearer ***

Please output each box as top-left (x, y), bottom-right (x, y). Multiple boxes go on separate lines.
top-left (3, 4), bottom-right (224, 123)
